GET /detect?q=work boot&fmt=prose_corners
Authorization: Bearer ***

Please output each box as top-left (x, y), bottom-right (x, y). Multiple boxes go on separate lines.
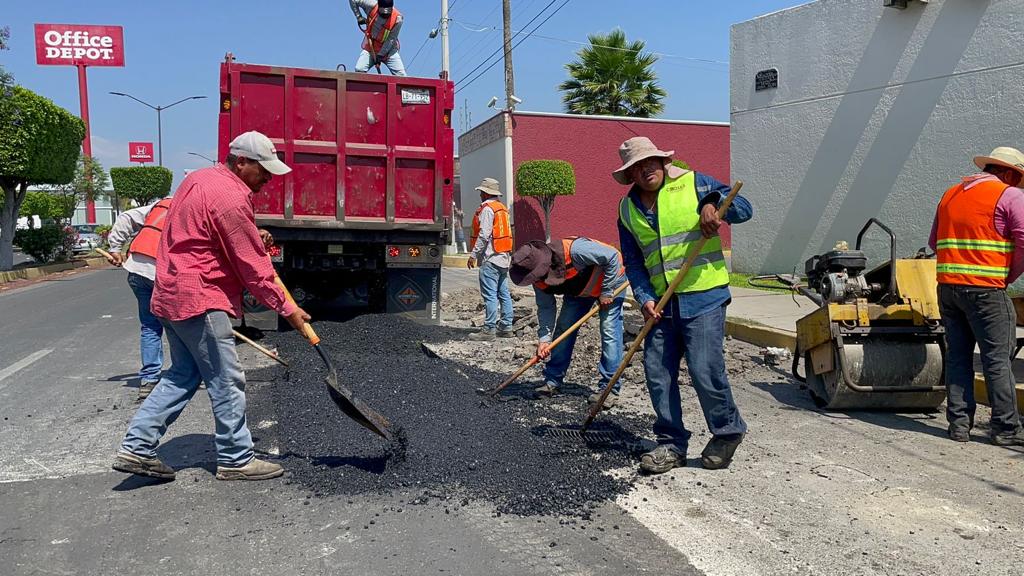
top-left (639, 445), bottom-right (685, 475)
top-left (112, 450), bottom-right (176, 480)
top-left (496, 328), bottom-right (515, 338)
top-left (991, 430), bottom-right (1024, 447)
top-left (533, 383), bottom-right (559, 398)
top-left (216, 458), bottom-right (284, 481)
top-left (468, 329), bottom-right (496, 342)
top-left (137, 380), bottom-right (158, 401)
top-left (588, 391), bottom-right (619, 409)
top-left (701, 434), bottom-right (744, 470)
top-left (948, 425), bottom-right (970, 443)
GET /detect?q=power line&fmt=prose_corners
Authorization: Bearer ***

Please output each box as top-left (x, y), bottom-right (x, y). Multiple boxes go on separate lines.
top-left (455, 0), bottom-right (573, 94)
top-left (449, 2), bottom-right (502, 70)
top-left (450, 18), bottom-right (728, 66)
top-left (406, 36), bottom-right (431, 72)
top-left (454, 0), bottom-right (563, 89)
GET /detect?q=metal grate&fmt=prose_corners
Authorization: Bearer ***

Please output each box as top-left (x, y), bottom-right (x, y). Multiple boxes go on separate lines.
top-left (541, 427), bottom-right (624, 444)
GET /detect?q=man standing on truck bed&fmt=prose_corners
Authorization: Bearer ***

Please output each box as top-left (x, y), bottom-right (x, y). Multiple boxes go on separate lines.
top-left (350, 0), bottom-right (406, 76)
top-left (468, 177), bottom-right (514, 341)
top-left (112, 131), bottom-right (312, 482)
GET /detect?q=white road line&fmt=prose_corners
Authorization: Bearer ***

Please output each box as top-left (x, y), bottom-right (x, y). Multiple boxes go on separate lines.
top-left (0, 349), bottom-right (54, 390)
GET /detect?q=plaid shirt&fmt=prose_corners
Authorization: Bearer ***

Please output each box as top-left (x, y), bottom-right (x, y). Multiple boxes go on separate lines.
top-left (151, 164), bottom-right (296, 321)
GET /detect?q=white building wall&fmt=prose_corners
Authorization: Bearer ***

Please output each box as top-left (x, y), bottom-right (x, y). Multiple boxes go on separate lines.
top-left (731, 0), bottom-right (1024, 273)
top-left (458, 138), bottom-right (511, 229)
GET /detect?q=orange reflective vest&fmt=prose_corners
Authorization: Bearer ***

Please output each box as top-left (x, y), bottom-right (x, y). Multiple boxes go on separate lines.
top-left (536, 237), bottom-right (625, 297)
top-left (935, 178), bottom-right (1014, 288)
top-left (363, 6), bottom-right (401, 54)
top-left (471, 199), bottom-right (513, 254)
top-left (128, 198), bottom-right (173, 259)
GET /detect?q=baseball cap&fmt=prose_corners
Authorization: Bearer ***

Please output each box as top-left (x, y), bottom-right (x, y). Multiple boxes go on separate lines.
top-left (228, 131), bottom-right (291, 175)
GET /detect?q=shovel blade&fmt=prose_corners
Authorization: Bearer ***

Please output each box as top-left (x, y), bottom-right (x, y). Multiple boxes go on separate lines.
top-left (324, 373), bottom-right (394, 441)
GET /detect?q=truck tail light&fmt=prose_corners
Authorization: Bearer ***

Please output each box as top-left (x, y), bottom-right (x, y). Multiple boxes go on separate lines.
top-left (269, 244), bottom-right (283, 262)
top-left (443, 111), bottom-right (451, 126)
top-left (387, 246), bottom-right (401, 258)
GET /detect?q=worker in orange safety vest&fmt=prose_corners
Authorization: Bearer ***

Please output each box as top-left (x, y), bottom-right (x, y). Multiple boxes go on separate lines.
top-left (468, 177), bottom-right (514, 341)
top-left (350, 0), bottom-right (406, 76)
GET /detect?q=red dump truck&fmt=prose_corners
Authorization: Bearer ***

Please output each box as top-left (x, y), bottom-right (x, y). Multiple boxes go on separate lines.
top-left (218, 57), bottom-right (455, 326)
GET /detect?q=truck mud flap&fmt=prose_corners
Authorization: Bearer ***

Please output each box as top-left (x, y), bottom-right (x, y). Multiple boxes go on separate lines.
top-left (386, 268), bottom-right (441, 325)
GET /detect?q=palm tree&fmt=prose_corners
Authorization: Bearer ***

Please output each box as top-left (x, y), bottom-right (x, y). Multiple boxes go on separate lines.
top-left (559, 30), bottom-right (667, 118)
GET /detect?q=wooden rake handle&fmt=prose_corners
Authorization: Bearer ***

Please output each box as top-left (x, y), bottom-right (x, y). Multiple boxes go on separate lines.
top-left (582, 180), bottom-right (744, 431)
top-left (488, 281), bottom-right (630, 397)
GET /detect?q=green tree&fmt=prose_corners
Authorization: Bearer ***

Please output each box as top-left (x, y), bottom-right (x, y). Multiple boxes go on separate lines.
top-left (0, 27), bottom-right (13, 98)
top-left (71, 155), bottom-right (111, 211)
top-left (558, 30), bottom-right (667, 118)
top-left (0, 86), bottom-right (84, 270)
top-left (515, 160), bottom-right (576, 243)
top-left (110, 166), bottom-right (173, 206)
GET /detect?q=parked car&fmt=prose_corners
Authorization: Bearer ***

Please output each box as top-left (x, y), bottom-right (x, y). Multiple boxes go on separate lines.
top-left (71, 224), bottom-right (101, 254)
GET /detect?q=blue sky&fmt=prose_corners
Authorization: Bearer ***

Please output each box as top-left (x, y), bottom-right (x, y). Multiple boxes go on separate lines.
top-left (4, 0), bottom-right (807, 188)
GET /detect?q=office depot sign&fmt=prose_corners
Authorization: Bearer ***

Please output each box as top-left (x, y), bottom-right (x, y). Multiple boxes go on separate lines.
top-left (35, 24), bottom-right (124, 66)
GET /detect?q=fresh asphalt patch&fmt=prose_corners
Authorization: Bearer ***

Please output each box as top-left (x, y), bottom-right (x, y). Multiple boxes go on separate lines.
top-left (248, 314), bottom-right (653, 518)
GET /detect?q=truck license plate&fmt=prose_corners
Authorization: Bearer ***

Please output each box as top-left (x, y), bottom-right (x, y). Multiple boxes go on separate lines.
top-left (401, 88), bottom-right (431, 105)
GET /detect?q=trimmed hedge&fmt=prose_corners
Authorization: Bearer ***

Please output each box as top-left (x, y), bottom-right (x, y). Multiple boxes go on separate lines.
top-left (515, 160), bottom-right (576, 198)
top-left (110, 166), bottom-right (173, 206)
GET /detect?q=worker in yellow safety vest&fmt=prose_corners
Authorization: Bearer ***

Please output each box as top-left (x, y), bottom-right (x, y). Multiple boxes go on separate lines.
top-left (930, 146), bottom-right (1024, 446)
top-left (468, 177), bottom-right (514, 341)
top-left (615, 136), bottom-right (753, 474)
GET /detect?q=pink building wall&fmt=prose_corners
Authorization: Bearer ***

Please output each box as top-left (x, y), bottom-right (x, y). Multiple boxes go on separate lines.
top-left (509, 113), bottom-right (731, 249)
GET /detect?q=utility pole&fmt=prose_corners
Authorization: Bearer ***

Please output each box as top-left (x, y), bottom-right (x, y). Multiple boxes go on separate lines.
top-left (502, 0), bottom-right (515, 110)
top-left (440, 0), bottom-right (450, 79)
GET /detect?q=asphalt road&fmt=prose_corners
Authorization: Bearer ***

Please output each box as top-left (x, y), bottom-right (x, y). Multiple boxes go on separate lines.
top-left (0, 267), bottom-right (696, 575)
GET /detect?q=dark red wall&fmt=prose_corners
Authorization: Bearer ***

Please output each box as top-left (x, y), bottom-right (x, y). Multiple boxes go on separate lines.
top-left (509, 114), bottom-right (731, 249)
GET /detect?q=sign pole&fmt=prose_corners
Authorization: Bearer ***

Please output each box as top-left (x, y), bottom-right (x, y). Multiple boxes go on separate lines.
top-left (77, 63), bottom-right (96, 224)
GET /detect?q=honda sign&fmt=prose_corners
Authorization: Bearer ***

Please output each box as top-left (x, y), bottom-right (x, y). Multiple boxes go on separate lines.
top-left (34, 24), bottom-right (125, 66)
top-left (129, 142), bottom-right (154, 163)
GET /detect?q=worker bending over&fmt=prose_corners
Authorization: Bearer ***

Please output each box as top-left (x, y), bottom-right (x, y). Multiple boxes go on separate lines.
top-left (615, 136), bottom-right (752, 474)
top-left (510, 237), bottom-right (626, 407)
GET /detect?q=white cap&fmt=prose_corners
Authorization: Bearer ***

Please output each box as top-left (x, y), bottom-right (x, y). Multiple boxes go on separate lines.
top-left (228, 131), bottom-right (291, 175)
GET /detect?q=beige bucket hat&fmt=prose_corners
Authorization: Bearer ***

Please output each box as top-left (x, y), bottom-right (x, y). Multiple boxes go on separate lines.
top-left (475, 177), bottom-right (502, 197)
top-left (973, 146), bottom-right (1024, 177)
top-left (612, 137), bottom-right (674, 185)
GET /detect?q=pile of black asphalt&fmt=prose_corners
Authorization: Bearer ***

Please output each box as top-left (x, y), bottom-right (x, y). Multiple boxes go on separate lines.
top-left (248, 314), bottom-right (651, 518)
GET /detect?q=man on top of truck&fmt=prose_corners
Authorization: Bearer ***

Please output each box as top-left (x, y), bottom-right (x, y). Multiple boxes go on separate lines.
top-left (349, 0), bottom-right (406, 76)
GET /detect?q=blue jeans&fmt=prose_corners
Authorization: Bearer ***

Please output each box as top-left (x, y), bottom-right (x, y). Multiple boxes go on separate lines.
top-left (126, 273), bottom-right (164, 383)
top-left (479, 261), bottom-right (513, 331)
top-left (355, 49), bottom-right (407, 76)
top-left (121, 310), bottom-right (254, 466)
top-left (642, 301), bottom-right (746, 453)
top-left (544, 295), bottom-right (625, 393)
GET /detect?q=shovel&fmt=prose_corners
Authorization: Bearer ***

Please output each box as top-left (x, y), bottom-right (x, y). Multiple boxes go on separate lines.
top-left (274, 275), bottom-right (394, 441)
top-left (582, 181), bottom-right (744, 432)
top-left (479, 281), bottom-right (630, 397)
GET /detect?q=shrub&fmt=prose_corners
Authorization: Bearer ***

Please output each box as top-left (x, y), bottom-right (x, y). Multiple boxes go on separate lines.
top-left (110, 166), bottom-right (173, 206)
top-left (14, 223), bottom-right (68, 264)
top-left (515, 160), bottom-right (576, 242)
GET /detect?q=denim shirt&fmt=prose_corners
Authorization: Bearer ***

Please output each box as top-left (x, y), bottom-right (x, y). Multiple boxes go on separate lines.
top-left (616, 169), bottom-right (753, 319)
top-left (534, 238), bottom-right (627, 342)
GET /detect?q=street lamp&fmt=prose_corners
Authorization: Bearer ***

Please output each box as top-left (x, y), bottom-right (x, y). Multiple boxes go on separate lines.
top-left (188, 151), bottom-right (217, 164)
top-left (109, 92), bottom-right (207, 166)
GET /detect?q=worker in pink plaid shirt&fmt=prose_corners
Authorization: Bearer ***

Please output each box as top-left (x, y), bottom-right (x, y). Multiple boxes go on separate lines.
top-left (113, 131), bottom-right (310, 482)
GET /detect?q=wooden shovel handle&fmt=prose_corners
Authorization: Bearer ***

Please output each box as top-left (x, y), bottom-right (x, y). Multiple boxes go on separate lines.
top-left (273, 274), bottom-right (321, 346)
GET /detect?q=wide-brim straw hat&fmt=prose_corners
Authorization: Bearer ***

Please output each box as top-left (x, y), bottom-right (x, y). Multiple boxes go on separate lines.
top-left (475, 177), bottom-right (502, 196)
top-left (973, 146), bottom-right (1024, 178)
top-left (612, 136), bottom-right (674, 185)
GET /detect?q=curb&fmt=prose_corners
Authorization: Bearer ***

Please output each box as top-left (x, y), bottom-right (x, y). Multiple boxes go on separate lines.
top-left (443, 254), bottom-right (470, 268)
top-left (974, 376), bottom-right (1024, 413)
top-left (0, 256), bottom-right (109, 285)
top-left (725, 317), bottom-right (796, 351)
